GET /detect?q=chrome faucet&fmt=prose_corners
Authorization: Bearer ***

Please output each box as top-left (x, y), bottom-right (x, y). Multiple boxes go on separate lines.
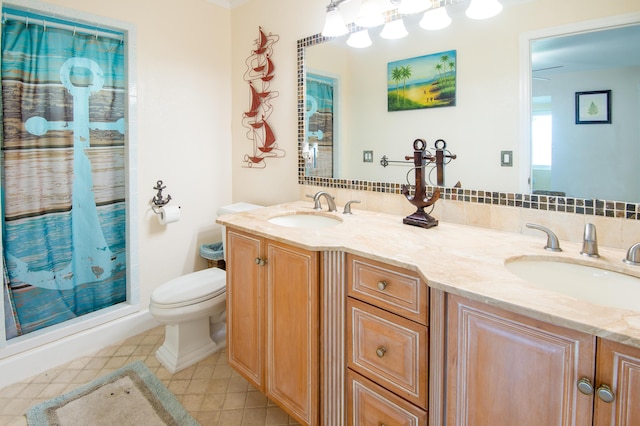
top-left (624, 242), bottom-right (640, 265)
top-left (312, 191), bottom-right (337, 212)
top-left (580, 223), bottom-right (599, 257)
top-left (526, 223), bottom-right (562, 252)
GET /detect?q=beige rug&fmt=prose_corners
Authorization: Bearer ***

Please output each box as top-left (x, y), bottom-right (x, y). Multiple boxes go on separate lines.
top-left (26, 360), bottom-right (199, 426)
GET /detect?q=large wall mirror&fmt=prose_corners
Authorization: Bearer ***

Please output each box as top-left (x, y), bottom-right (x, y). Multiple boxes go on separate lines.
top-left (298, 6), bottom-right (640, 215)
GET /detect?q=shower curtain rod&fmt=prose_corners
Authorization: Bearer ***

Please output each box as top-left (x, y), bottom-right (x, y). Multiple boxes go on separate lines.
top-left (3, 11), bottom-right (124, 41)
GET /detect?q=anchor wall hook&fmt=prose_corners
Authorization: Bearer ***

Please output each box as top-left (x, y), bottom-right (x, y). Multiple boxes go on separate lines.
top-left (152, 180), bottom-right (172, 210)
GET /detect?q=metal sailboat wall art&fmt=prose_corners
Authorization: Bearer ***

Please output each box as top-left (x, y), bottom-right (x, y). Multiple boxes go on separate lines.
top-left (242, 27), bottom-right (284, 168)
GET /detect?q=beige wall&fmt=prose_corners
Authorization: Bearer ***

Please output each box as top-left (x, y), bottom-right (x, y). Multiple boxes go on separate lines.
top-left (230, 0), bottom-right (640, 248)
top-left (230, 0), bottom-right (327, 205)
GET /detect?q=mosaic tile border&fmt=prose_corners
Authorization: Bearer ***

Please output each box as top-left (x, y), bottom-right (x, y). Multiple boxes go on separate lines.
top-left (296, 29), bottom-right (640, 222)
top-left (299, 176), bottom-right (640, 220)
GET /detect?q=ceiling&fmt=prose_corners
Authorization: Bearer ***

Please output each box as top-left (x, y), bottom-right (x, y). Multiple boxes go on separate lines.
top-left (532, 23), bottom-right (640, 77)
top-left (206, 0), bottom-right (248, 8)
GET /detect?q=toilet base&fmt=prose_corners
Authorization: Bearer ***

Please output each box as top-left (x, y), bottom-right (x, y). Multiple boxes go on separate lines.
top-left (155, 316), bottom-right (225, 373)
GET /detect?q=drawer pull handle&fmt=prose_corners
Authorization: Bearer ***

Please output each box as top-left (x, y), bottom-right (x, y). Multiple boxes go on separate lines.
top-left (376, 346), bottom-right (386, 358)
top-left (377, 280), bottom-right (387, 291)
top-left (254, 257), bottom-right (267, 266)
top-left (596, 384), bottom-right (615, 403)
top-left (577, 377), bottom-right (594, 395)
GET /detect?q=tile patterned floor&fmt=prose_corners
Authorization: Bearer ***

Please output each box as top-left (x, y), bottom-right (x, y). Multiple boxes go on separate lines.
top-left (0, 326), bottom-right (301, 425)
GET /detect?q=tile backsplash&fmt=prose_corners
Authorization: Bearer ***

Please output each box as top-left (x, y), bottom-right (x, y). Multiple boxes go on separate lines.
top-left (299, 184), bottom-right (640, 251)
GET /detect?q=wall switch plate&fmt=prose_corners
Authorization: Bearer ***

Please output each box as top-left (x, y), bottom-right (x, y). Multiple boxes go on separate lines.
top-left (501, 150), bottom-right (513, 167)
top-left (363, 150), bottom-right (373, 163)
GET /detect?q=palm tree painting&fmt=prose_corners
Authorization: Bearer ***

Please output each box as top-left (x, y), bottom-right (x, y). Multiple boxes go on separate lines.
top-left (388, 50), bottom-right (457, 111)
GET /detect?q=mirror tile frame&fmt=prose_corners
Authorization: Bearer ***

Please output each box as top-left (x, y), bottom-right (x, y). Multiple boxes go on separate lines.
top-left (296, 32), bottom-right (640, 221)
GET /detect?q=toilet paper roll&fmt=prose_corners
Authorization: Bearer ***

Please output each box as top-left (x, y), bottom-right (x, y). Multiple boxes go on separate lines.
top-left (158, 205), bottom-right (181, 225)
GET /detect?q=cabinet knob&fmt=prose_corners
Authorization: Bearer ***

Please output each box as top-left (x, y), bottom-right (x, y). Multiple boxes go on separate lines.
top-left (377, 281), bottom-right (387, 291)
top-left (577, 377), bottom-right (594, 395)
top-left (376, 346), bottom-right (386, 358)
top-left (596, 384), bottom-right (615, 403)
top-left (254, 257), bottom-right (267, 266)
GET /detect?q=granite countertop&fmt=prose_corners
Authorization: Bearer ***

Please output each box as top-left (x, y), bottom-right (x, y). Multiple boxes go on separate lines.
top-left (217, 201), bottom-right (640, 349)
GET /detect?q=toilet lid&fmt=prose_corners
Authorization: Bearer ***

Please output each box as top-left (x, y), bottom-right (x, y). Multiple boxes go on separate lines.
top-left (151, 268), bottom-right (226, 307)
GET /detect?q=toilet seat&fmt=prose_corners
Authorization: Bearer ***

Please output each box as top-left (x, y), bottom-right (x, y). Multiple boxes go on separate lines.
top-left (151, 268), bottom-right (226, 308)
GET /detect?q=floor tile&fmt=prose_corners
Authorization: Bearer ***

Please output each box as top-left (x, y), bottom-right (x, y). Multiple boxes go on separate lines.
top-left (0, 326), bottom-right (301, 425)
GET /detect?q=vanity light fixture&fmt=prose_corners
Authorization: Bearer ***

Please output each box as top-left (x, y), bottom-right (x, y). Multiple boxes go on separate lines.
top-left (465, 0), bottom-right (503, 20)
top-left (321, 0), bottom-right (349, 37)
top-left (321, 0), bottom-right (504, 45)
top-left (380, 18), bottom-right (408, 39)
top-left (419, 0), bottom-right (452, 30)
top-left (397, 0), bottom-right (430, 14)
top-left (347, 29), bottom-right (373, 47)
top-left (355, 0), bottom-right (385, 28)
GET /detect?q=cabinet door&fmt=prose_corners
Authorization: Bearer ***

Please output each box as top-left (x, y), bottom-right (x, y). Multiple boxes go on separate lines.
top-left (446, 294), bottom-right (595, 426)
top-left (266, 240), bottom-right (319, 426)
top-left (594, 339), bottom-right (640, 425)
top-left (226, 229), bottom-right (265, 390)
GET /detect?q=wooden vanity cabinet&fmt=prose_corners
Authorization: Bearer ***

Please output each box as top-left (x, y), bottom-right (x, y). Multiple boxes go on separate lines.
top-left (226, 228), bottom-right (319, 426)
top-left (346, 254), bottom-right (429, 425)
top-left (594, 339), bottom-right (640, 425)
top-left (446, 293), bottom-right (640, 426)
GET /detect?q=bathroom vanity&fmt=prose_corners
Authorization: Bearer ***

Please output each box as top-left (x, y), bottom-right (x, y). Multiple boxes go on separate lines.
top-left (218, 201), bottom-right (640, 426)
top-left (225, 229), bottom-right (319, 425)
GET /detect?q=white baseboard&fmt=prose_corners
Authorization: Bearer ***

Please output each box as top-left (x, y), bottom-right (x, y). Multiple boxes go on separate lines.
top-left (0, 310), bottom-right (160, 389)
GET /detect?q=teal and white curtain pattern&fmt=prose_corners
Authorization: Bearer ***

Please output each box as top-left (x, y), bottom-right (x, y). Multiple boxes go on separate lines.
top-left (305, 75), bottom-right (334, 178)
top-left (1, 10), bottom-right (127, 338)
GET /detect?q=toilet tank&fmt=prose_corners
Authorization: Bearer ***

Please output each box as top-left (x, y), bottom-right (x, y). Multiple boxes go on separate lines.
top-left (217, 203), bottom-right (263, 260)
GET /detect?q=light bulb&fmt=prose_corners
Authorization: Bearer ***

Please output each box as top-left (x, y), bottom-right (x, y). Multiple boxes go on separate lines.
top-left (347, 29), bottom-right (372, 48)
top-left (380, 19), bottom-right (408, 39)
top-left (355, 0), bottom-right (385, 28)
top-left (322, 8), bottom-right (348, 37)
top-left (466, 0), bottom-right (503, 20)
top-left (419, 6), bottom-right (451, 30)
top-left (398, 0), bottom-right (430, 15)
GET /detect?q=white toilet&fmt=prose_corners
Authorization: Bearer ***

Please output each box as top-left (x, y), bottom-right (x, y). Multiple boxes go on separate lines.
top-left (149, 202), bottom-right (262, 373)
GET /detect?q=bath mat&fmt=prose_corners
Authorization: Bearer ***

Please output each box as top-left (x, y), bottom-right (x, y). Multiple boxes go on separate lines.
top-left (26, 360), bottom-right (199, 426)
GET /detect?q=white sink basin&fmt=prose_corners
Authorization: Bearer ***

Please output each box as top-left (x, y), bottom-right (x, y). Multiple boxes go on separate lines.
top-left (505, 257), bottom-right (640, 312)
top-left (267, 213), bottom-right (342, 228)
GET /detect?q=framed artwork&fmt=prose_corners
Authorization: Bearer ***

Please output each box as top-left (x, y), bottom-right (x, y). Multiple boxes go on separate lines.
top-left (575, 90), bottom-right (611, 124)
top-left (387, 50), bottom-right (456, 112)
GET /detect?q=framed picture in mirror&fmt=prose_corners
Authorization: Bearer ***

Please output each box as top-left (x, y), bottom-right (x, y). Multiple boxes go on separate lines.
top-left (575, 90), bottom-right (611, 124)
top-left (387, 50), bottom-right (457, 112)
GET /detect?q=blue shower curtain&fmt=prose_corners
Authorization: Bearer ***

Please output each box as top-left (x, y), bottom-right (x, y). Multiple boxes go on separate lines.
top-left (1, 10), bottom-right (127, 337)
top-left (305, 75), bottom-right (334, 177)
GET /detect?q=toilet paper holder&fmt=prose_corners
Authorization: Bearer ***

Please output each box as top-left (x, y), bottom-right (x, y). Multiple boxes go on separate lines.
top-left (151, 179), bottom-right (172, 214)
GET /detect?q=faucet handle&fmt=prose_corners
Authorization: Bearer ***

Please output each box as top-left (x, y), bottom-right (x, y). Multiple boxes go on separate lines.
top-left (306, 193), bottom-right (322, 210)
top-left (624, 242), bottom-right (640, 265)
top-left (343, 200), bottom-right (361, 214)
top-left (526, 223), bottom-right (562, 252)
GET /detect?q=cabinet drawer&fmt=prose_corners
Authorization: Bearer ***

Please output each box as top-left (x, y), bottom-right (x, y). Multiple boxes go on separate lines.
top-left (347, 369), bottom-right (427, 426)
top-left (347, 298), bottom-right (428, 408)
top-left (347, 254), bottom-right (428, 325)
